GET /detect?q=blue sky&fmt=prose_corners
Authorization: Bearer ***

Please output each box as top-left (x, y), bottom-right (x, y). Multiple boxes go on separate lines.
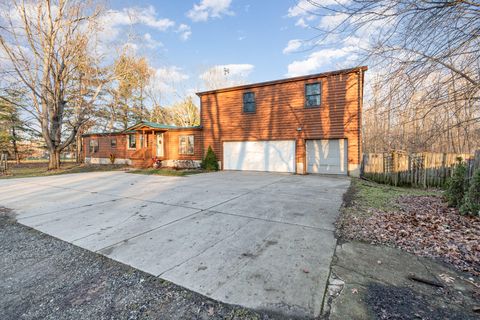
top-left (101, 0), bottom-right (358, 104)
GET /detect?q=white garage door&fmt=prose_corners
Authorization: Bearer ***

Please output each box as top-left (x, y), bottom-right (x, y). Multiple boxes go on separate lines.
top-left (223, 140), bottom-right (295, 173)
top-left (306, 139), bottom-right (348, 175)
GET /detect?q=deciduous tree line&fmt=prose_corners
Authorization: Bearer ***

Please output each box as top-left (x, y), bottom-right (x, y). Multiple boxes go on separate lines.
top-left (310, 0), bottom-right (479, 153)
top-left (0, 0), bottom-right (200, 169)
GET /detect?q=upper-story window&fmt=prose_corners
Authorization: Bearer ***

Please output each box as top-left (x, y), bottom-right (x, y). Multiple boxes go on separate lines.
top-left (243, 92), bottom-right (256, 113)
top-left (305, 82), bottom-right (321, 108)
top-left (111, 139), bottom-right (117, 148)
top-left (179, 135), bottom-right (194, 155)
top-left (128, 134), bottom-right (136, 149)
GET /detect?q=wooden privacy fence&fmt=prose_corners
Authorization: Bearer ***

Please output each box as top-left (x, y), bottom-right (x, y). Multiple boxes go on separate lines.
top-left (361, 150), bottom-right (480, 188)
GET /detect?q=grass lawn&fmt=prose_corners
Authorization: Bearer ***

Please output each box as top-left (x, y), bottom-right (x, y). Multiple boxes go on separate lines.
top-left (128, 168), bottom-right (206, 177)
top-left (346, 178), bottom-right (440, 212)
top-left (0, 162), bottom-right (127, 179)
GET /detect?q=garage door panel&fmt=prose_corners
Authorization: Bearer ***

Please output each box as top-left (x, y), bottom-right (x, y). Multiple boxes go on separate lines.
top-left (307, 139), bottom-right (347, 175)
top-left (223, 141), bottom-right (295, 173)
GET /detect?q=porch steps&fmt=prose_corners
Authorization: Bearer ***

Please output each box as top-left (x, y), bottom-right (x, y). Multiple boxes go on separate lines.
top-left (130, 147), bottom-right (153, 168)
top-left (131, 159), bottom-right (153, 168)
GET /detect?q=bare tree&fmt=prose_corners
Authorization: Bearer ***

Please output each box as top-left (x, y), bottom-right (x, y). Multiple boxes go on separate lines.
top-left (304, 0), bottom-right (480, 153)
top-left (0, 0), bottom-right (110, 169)
top-left (112, 52), bottom-right (153, 130)
top-left (148, 96), bottom-right (200, 127)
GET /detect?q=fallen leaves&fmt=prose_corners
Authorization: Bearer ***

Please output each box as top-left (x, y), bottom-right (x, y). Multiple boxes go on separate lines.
top-left (340, 195), bottom-right (480, 276)
top-left (439, 273), bottom-right (455, 284)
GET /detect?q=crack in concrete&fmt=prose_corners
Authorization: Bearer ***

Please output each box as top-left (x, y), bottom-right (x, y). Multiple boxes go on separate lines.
top-left (332, 264), bottom-right (395, 287)
top-left (209, 209), bottom-right (335, 232)
top-left (18, 198), bottom-right (122, 220)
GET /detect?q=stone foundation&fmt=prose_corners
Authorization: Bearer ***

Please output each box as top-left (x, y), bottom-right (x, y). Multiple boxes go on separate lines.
top-left (160, 159), bottom-right (202, 169)
top-left (85, 157), bottom-right (132, 165)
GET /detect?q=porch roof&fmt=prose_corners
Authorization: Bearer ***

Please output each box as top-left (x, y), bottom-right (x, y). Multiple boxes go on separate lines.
top-left (124, 121), bottom-right (201, 132)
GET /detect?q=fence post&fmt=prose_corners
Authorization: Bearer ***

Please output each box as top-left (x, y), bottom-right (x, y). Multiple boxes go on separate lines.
top-left (360, 153), bottom-right (366, 178)
top-left (474, 150), bottom-right (480, 171)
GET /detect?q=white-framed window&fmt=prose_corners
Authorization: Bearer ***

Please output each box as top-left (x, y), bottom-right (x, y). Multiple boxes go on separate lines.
top-left (89, 139), bottom-right (99, 153)
top-left (128, 134), bottom-right (136, 149)
top-left (179, 135), bottom-right (194, 155)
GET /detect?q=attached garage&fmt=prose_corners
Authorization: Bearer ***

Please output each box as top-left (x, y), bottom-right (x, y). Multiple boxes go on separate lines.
top-left (223, 140), bottom-right (296, 173)
top-left (306, 139), bottom-right (348, 175)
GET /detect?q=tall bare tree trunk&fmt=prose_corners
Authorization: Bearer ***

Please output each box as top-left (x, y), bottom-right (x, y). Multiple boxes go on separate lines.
top-left (75, 128), bottom-right (83, 164)
top-left (11, 125), bottom-right (19, 164)
top-left (49, 149), bottom-right (61, 170)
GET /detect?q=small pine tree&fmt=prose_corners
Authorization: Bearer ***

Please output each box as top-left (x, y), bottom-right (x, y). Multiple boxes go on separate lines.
top-left (460, 168), bottom-right (480, 216)
top-left (201, 146), bottom-right (219, 171)
top-left (445, 160), bottom-right (467, 208)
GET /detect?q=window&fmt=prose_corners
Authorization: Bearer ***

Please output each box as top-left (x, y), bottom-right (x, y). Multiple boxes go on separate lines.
top-left (243, 92), bottom-right (256, 113)
top-left (89, 139), bottom-right (99, 153)
top-left (128, 134), bottom-right (136, 149)
top-left (179, 135), bottom-right (194, 155)
top-left (111, 139), bottom-right (117, 148)
top-left (305, 82), bottom-right (321, 107)
top-left (139, 134), bottom-right (144, 148)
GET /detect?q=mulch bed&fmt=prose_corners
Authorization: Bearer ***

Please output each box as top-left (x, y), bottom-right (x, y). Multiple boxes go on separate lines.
top-left (339, 195), bottom-right (480, 276)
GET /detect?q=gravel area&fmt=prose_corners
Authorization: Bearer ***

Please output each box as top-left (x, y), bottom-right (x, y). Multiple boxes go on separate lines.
top-left (366, 283), bottom-right (478, 320)
top-left (0, 207), bottom-right (281, 320)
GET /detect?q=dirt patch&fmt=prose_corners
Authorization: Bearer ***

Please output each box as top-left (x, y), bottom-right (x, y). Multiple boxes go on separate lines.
top-left (366, 282), bottom-right (478, 320)
top-left (0, 206), bottom-right (16, 222)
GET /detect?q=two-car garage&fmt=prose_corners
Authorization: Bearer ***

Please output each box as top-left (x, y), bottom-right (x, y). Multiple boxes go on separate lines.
top-left (222, 139), bottom-right (348, 175)
top-left (223, 140), bottom-right (296, 173)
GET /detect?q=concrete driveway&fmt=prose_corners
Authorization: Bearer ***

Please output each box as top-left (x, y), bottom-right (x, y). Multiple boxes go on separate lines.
top-left (0, 171), bottom-right (349, 318)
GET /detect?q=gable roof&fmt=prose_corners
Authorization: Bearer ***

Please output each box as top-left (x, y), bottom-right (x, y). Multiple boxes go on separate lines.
top-left (196, 66), bottom-right (368, 96)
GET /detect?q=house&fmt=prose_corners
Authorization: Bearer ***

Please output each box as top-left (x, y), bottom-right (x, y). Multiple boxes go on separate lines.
top-left (83, 66), bottom-right (367, 176)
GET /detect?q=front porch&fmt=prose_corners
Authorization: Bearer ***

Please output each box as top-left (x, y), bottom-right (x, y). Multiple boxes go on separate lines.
top-left (125, 121), bottom-right (203, 169)
top-left (127, 122), bottom-right (170, 168)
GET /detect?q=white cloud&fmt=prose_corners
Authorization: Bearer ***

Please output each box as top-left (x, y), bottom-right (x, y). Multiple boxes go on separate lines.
top-left (93, 6), bottom-right (177, 55)
top-left (177, 24), bottom-right (192, 41)
top-left (155, 66), bottom-right (190, 83)
top-left (187, 0), bottom-right (233, 22)
top-left (143, 33), bottom-right (163, 49)
top-left (199, 64), bottom-right (254, 89)
top-left (318, 12), bottom-right (349, 29)
top-left (286, 47), bottom-right (356, 76)
top-left (101, 6), bottom-right (174, 32)
top-left (287, 0), bottom-right (351, 28)
top-left (295, 17), bottom-right (308, 28)
top-left (283, 39), bottom-right (302, 54)
top-left (148, 66), bottom-right (190, 98)
top-left (287, 0), bottom-right (318, 18)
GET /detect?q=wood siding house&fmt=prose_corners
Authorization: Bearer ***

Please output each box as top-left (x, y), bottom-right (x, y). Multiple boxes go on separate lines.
top-left (82, 66), bottom-right (367, 176)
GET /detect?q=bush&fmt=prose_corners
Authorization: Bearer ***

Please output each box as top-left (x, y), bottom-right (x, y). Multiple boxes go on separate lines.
top-left (201, 146), bottom-right (219, 171)
top-left (109, 153), bottom-right (116, 164)
top-left (460, 168), bottom-right (480, 216)
top-left (445, 160), bottom-right (467, 208)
